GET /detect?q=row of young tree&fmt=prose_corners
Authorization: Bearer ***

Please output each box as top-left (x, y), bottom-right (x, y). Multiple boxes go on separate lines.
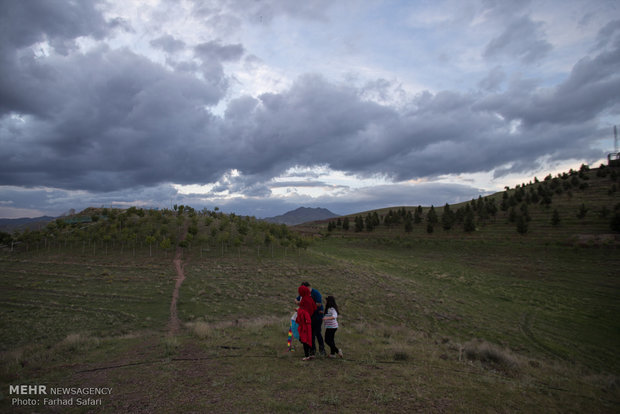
top-left (327, 201), bottom-right (493, 234)
top-left (325, 164), bottom-right (620, 235)
top-left (1, 205), bottom-right (312, 257)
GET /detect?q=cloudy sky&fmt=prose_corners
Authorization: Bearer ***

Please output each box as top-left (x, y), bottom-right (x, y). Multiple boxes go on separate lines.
top-left (1, 0), bottom-right (619, 219)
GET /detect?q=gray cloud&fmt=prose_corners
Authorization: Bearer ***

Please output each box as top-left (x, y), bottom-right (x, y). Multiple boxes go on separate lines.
top-left (483, 15), bottom-right (552, 63)
top-left (194, 41), bottom-right (244, 62)
top-left (478, 66), bottom-right (506, 91)
top-left (150, 34), bottom-right (186, 53)
top-left (0, 1), bottom-right (615, 218)
top-left (0, 0), bottom-right (110, 52)
top-left (476, 40), bottom-right (620, 127)
top-left (191, 0), bottom-right (334, 26)
top-left (0, 44), bottom-right (232, 191)
top-left (270, 181), bottom-right (335, 188)
top-left (0, 184), bottom-right (180, 218)
top-left (593, 18), bottom-right (620, 51)
top-left (1, 39), bottom-right (613, 194)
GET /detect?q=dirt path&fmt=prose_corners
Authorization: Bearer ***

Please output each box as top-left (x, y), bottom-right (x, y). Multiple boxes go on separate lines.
top-left (168, 246), bottom-right (186, 335)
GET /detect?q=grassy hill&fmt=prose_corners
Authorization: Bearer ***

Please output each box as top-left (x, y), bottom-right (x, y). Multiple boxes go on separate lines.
top-left (298, 163), bottom-right (620, 245)
top-left (0, 163), bottom-right (618, 413)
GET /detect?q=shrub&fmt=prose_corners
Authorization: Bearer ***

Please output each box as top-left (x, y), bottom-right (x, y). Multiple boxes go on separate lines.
top-left (577, 204), bottom-right (588, 219)
top-left (187, 321), bottom-right (212, 339)
top-left (162, 335), bottom-right (179, 357)
top-left (463, 339), bottom-right (521, 375)
top-left (57, 333), bottom-right (100, 353)
top-left (393, 351), bottom-right (409, 361)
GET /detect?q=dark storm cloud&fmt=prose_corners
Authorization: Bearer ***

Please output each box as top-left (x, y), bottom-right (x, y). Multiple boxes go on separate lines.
top-left (0, 44), bottom-right (233, 191)
top-left (0, 1), bottom-right (616, 218)
top-left (475, 40), bottom-right (620, 127)
top-left (193, 41), bottom-right (244, 91)
top-left (0, 0), bottom-right (110, 53)
top-left (0, 0), bottom-right (112, 115)
top-left (1, 38), bottom-right (614, 196)
top-left (218, 71), bottom-right (602, 184)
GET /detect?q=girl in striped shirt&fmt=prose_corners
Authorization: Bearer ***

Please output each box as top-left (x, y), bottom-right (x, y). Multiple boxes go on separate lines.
top-left (323, 296), bottom-right (343, 358)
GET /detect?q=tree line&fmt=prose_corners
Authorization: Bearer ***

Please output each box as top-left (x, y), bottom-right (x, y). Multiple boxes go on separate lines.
top-left (1, 205), bottom-right (313, 258)
top-left (325, 164), bottom-right (620, 235)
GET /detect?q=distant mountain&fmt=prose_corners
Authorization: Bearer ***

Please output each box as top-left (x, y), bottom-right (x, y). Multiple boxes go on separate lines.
top-left (0, 216), bottom-right (56, 233)
top-left (263, 207), bottom-right (339, 226)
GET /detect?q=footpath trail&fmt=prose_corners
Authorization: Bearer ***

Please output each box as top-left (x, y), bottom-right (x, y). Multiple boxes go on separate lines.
top-left (168, 237), bottom-right (187, 335)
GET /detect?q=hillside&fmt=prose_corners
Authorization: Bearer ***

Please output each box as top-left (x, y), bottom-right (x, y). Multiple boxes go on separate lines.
top-left (296, 163), bottom-right (620, 245)
top-left (262, 206), bottom-right (339, 225)
top-left (0, 163), bottom-right (619, 413)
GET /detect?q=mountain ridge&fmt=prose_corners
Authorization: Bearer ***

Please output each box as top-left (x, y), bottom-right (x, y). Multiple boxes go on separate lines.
top-left (262, 207), bottom-right (339, 225)
top-left (0, 216), bottom-right (56, 233)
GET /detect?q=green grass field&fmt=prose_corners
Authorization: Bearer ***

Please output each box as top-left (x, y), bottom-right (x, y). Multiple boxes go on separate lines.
top-left (0, 165), bottom-right (619, 412)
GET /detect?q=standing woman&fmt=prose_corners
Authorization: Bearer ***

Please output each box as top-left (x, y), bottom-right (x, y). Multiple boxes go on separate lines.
top-left (323, 296), bottom-right (343, 358)
top-left (296, 285), bottom-right (316, 361)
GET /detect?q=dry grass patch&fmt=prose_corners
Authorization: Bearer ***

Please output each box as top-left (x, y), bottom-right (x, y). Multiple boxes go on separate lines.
top-left (185, 321), bottom-right (212, 339)
top-left (162, 335), bottom-right (180, 357)
top-left (462, 339), bottom-right (523, 375)
top-left (56, 333), bottom-right (101, 352)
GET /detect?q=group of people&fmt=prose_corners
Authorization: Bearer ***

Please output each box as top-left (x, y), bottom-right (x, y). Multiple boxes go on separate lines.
top-left (294, 281), bottom-right (342, 361)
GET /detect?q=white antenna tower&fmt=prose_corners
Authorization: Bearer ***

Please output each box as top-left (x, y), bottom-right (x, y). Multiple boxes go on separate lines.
top-left (615, 125), bottom-right (618, 153)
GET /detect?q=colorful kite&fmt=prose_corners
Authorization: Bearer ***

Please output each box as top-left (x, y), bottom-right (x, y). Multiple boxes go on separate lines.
top-left (287, 328), bottom-right (293, 352)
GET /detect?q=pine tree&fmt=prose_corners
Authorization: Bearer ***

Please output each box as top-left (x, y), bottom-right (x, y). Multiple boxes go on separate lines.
top-left (516, 215), bottom-right (528, 234)
top-left (520, 203), bottom-right (531, 222)
top-left (441, 203), bottom-right (455, 231)
top-left (414, 206), bottom-right (423, 224)
top-left (365, 213), bottom-right (375, 232)
top-left (354, 216), bottom-right (364, 232)
top-left (404, 216), bottom-right (413, 233)
top-left (427, 205), bottom-right (438, 225)
top-left (508, 207), bottom-right (517, 223)
top-left (463, 209), bottom-right (475, 232)
top-left (577, 204), bottom-right (588, 219)
top-left (355, 216), bottom-right (364, 233)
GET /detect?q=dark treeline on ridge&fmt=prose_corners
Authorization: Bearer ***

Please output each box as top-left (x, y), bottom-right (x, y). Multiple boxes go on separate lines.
top-left (323, 163), bottom-right (620, 238)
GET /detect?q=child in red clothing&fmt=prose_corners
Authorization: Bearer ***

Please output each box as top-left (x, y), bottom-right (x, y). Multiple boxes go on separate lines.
top-left (296, 285), bottom-right (315, 360)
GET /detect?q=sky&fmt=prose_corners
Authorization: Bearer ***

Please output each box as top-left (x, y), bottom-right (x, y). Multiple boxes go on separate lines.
top-left (1, 0), bottom-right (619, 219)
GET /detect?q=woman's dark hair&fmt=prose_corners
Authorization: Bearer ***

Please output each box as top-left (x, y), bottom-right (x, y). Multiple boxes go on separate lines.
top-left (325, 295), bottom-right (339, 314)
